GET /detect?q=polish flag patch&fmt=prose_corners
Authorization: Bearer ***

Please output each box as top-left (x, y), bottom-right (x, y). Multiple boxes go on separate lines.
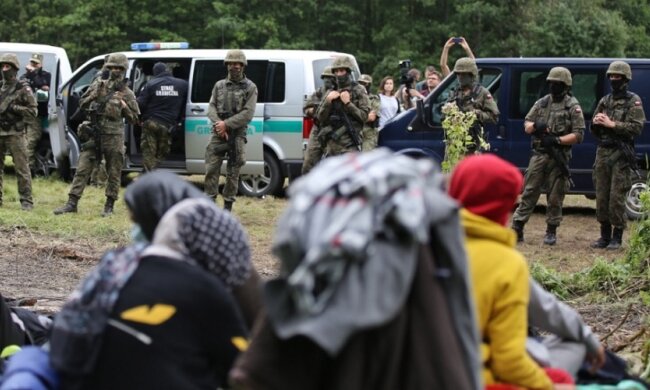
top-left (635, 100), bottom-right (642, 106)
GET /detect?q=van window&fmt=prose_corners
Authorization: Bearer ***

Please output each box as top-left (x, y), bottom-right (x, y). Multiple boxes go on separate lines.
top-left (191, 60), bottom-right (271, 103)
top-left (511, 69), bottom-right (602, 119)
top-left (430, 68), bottom-right (501, 125)
top-left (266, 61), bottom-right (285, 103)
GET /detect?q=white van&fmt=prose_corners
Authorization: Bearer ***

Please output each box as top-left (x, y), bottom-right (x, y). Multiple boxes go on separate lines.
top-left (0, 42), bottom-right (72, 176)
top-left (54, 47), bottom-right (360, 196)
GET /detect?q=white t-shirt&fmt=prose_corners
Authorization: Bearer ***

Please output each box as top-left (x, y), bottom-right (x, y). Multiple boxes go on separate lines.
top-left (379, 94), bottom-right (399, 129)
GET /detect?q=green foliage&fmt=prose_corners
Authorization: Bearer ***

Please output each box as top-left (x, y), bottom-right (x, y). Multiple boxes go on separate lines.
top-left (624, 189), bottom-right (650, 272)
top-left (440, 102), bottom-right (477, 173)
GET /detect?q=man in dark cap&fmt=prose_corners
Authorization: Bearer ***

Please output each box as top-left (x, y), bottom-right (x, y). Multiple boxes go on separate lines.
top-left (137, 62), bottom-right (188, 172)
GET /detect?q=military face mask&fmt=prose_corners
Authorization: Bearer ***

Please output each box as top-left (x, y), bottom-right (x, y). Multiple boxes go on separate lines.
top-left (610, 78), bottom-right (627, 92)
top-left (1, 67), bottom-right (16, 81)
top-left (323, 77), bottom-right (335, 90)
top-left (336, 74), bottom-right (351, 90)
top-left (457, 73), bottom-right (474, 88)
top-left (228, 63), bottom-right (243, 81)
top-left (549, 82), bottom-right (566, 98)
top-left (109, 68), bottom-right (124, 80)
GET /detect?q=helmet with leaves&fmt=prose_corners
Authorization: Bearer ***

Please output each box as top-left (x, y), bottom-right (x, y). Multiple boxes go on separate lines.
top-left (321, 66), bottom-right (334, 78)
top-left (331, 56), bottom-right (354, 72)
top-left (546, 67), bottom-right (572, 86)
top-left (359, 74), bottom-right (373, 84)
top-left (0, 53), bottom-right (20, 70)
top-left (224, 49), bottom-right (247, 66)
top-left (453, 57), bottom-right (478, 77)
top-left (606, 61), bottom-right (632, 80)
top-left (104, 53), bottom-right (129, 70)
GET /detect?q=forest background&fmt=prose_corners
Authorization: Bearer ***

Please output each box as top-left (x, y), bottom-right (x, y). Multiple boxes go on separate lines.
top-left (1, 0), bottom-right (649, 80)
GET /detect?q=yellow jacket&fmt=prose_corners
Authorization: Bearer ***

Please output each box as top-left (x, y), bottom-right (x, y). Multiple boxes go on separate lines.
top-left (461, 209), bottom-right (552, 390)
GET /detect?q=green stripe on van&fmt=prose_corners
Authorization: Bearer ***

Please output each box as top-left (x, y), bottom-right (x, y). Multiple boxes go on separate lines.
top-left (264, 120), bottom-right (302, 133)
top-left (185, 118), bottom-right (263, 136)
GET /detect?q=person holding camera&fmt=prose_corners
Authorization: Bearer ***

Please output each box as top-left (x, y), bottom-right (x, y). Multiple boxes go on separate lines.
top-left (316, 56), bottom-right (369, 156)
top-left (440, 37), bottom-right (475, 77)
top-left (397, 64), bottom-right (424, 111)
top-left (447, 57), bottom-right (499, 153)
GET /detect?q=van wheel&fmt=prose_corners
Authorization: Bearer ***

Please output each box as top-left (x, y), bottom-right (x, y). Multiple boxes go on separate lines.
top-left (625, 173), bottom-right (648, 220)
top-left (238, 151), bottom-right (282, 197)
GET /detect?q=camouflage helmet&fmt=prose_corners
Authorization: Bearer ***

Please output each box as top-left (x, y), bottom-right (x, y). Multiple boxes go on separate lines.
top-left (224, 49), bottom-right (247, 66)
top-left (0, 53), bottom-right (20, 70)
top-left (321, 66), bottom-right (334, 79)
top-left (104, 53), bottom-right (128, 70)
top-left (453, 57), bottom-right (478, 77)
top-left (606, 61), bottom-right (632, 80)
top-left (546, 67), bottom-right (572, 86)
top-left (359, 74), bottom-right (373, 85)
top-left (331, 56), bottom-right (354, 72)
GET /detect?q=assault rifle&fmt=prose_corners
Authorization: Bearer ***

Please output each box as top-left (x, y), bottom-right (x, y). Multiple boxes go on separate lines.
top-left (613, 139), bottom-right (642, 179)
top-left (84, 82), bottom-right (124, 162)
top-left (217, 112), bottom-right (237, 165)
top-left (534, 120), bottom-right (573, 186)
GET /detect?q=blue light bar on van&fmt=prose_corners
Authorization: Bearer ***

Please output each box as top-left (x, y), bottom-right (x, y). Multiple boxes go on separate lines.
top-left (130, 42), bottom-right (190, 51)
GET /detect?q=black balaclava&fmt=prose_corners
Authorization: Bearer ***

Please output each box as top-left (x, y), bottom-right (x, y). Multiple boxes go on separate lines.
top-left (323, 77), bottom-right (336, 90)
top-left (610, 78), bottom-right (629, 98)
top-left (124, 171), bottom-right (208, 241)
top-left (549, 82), bottom-right (567, 101)
top-left (1, 65), bottom-right (17, 83)
top-left (109, 67), bottom-right (124, 81)
top-left (458, 74), bottom-right (474, 88)
top-left (336, 71), bottom-right (351, 90)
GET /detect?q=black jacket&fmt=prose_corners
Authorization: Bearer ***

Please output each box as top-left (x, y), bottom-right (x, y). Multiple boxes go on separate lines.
top-left (137, 71), bottom-right (188, 126)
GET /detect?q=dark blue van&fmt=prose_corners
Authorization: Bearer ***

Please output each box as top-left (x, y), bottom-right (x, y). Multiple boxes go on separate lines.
top-left (378, 58), bottom-right (650, 219)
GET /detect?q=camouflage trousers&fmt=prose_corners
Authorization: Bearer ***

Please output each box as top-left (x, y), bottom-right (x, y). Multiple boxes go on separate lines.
top-left (512, 152), bottom-right (569, 226)
top-left (301, 125), bottom-right (324, 175)
top-left (205, 129), bottom-right (246, 203)
top-left (361, 126), bottom-right (378, 152)
top-left (0, 134), bottom-right (33, 206)
top-left (141, 119), bottom-right (172, 172)
top-left (593, 147), bottom-right (631, 229)
top-left (69, 134), bottom-right (124, 201)
top-left (24, 116), bottom-right (44, 168)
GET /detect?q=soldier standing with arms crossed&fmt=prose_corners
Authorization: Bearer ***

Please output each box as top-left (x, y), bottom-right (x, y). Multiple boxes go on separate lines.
top-left (590, 61), bottom-right (645, 250)
top-left (54, 53), bottom-right (140, 216)
top-left (0, 54), bottom-right (36, 210)
top-left (316, 55), bottom-right (369, 156)
top-left (205, 50), bottom-right (257, 212)
top-left (512, 67), bottom-right (585, 246)
top-left (302, 66), bottom-right (335, 175)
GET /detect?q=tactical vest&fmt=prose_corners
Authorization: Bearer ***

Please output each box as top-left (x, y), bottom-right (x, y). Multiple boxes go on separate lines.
top-left (450, 84), bottom-right (483, 115)
top-left (0, 81), bottom-right (27, 133)
top-left (599, 92), bottom-right (637, 143)
top-left (537, 94), bottom-right (579, 137)
top-left (214, 78), bottom-right (253, 117)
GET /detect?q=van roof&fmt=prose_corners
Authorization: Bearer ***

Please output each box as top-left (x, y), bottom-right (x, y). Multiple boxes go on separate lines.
top-left (476, 57), bottom-right (650, 65)
top-left (0, 42), bottom-right (69, 57)
top-left (88, 49), bottom-right (355, 62)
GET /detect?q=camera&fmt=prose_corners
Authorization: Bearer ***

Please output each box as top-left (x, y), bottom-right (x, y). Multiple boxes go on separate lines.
top-left (398, 59), bottom-right (414, 89)
top-left (452, 37), bottom-right (463, 44)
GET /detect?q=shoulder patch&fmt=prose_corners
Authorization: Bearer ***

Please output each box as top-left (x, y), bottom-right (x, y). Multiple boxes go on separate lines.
top-left (486, 94), bottom-right (492, 100)
top-left (575, 106), bottom-right (582, 113)
top-left (635, 100), bottom-right (642, 106)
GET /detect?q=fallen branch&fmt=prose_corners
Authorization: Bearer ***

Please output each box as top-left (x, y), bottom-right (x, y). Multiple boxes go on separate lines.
top-left (602, 303), bottom-right (634, 343)
top-left (612, 327), bottom-right (647, 352)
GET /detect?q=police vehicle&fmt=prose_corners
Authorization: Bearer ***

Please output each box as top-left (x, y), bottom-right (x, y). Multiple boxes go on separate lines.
top-left (379, 58), bottom-right (650, 219)
top-left (54, 43), bottom-right (360, 196)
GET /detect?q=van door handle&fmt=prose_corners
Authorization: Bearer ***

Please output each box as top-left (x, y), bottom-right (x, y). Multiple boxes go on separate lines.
top-left (496, 125), bottom-right (506, 139)
top-left (190, 106), bottom-right (204, 113)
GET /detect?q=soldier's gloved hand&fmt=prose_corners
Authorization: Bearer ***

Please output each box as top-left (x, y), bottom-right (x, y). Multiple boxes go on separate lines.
top-left (541, 135), bottom-right (560, 148)
top-left (534, 119), bottom-right (547, 135)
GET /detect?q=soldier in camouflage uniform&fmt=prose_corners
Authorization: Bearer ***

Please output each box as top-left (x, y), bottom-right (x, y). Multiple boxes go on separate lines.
top-left (358, 74), bottom-right (380, 151)
top-left (316, 56), bottom-right (369, 156)
top-left (205, 49), bottom-right (258, 212)
top-left (54, 53), bottom-right (140, 216)
top-left (301, 66), bottom-right (335, 175)
top-left (590, 61), bottom-right (645, 250)
top-left (21, 53), bottom-right (51, 172)
top-left (512, 67), bottom-right (585, 245)
top-left (0, 53), bottom-right (36, 210)
top-left (447, 57), bottom-right (499, 153)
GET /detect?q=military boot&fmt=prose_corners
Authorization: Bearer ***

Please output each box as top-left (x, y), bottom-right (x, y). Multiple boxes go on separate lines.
top-left (606, 227), bottom-right (623, 250)
top-left (53, 195), bottom-right (79, 215)
top-left (101, 197), bottom-right (116, 217)
top-left (512, 220), bottom-right (525, 243)
top-left (224, 201), bottom-right (233, 212)
top-left (21, 201), bottom-right (33, 211)
top-left (543, 224), bottom-right (558, 246)
top-left (590, 223), bottom-right (611, 249)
